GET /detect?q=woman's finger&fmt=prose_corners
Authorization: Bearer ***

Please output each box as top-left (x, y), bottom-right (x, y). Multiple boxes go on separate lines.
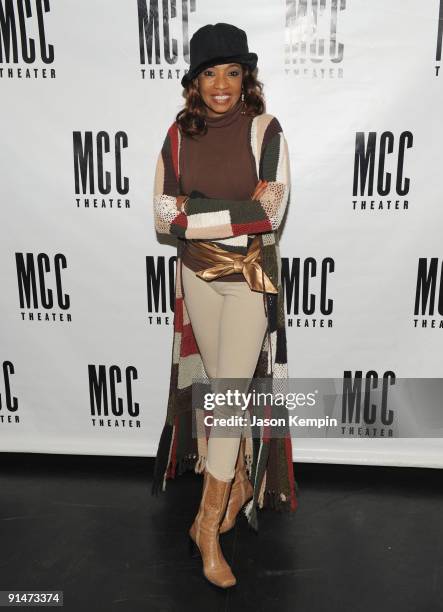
top-left (252, 184), bottom-right (267, 200)
top-left (251, 181), bottom-right (268, 199)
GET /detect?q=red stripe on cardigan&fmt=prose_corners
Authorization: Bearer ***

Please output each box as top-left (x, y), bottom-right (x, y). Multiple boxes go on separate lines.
top-left (174, 297), bottom-right (184, 333)
top-left (172, 212), bottom-right (187, 228)
top-left (168, 123), bottom-right (180, 182)
top-left (232, 220), bottom-right (272, 235)
top-left (181, 322), bottom-right (199, 357)
top-left (175, 296), bottom-right (199, 356)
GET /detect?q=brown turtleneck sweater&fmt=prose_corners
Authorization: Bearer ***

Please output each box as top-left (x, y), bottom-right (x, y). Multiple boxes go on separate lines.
top-left (179, 97), bottom-right (258, 281)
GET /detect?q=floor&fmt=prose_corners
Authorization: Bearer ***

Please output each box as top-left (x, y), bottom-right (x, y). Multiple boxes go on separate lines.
top-left (0, 453), bottom-right (442, 612)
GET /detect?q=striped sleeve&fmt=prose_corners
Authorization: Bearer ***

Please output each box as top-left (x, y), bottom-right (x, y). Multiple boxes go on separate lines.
top-left (153, 123), bottom-right (187, 237)
top-left (184, 117), bottom-right (291, 240)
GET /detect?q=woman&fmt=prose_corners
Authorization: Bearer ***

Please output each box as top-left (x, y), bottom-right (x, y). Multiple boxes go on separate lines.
top-left (151, 23), bottom-right (298, 588)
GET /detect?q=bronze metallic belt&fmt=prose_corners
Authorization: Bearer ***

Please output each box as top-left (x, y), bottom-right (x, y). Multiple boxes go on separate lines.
top-left (184, 235), bottom-right (278, 294)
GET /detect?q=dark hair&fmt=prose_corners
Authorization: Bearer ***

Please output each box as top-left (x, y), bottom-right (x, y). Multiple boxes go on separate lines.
top-left (175, 64), bottom-right (265, 138)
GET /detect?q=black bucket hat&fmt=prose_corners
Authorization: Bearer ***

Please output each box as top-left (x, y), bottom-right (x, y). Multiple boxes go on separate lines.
top-left (181, 22), bottom-right (258, 88)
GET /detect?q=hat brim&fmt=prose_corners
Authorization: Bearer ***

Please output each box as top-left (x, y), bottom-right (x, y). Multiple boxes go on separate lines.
top-left (181, 52), bottom-right (258, 88)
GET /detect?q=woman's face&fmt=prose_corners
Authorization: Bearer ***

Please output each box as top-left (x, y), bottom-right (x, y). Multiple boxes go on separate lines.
top-left (195, 63), bottom-right (243, 117)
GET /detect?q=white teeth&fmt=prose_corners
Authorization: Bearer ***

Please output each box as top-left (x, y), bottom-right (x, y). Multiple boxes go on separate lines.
top-left (213, 95), bottom-right (230, 101)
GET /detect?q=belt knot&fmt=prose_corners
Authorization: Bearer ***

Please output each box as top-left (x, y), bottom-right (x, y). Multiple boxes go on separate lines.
top-left (184, 236), bottom-right (278, 294)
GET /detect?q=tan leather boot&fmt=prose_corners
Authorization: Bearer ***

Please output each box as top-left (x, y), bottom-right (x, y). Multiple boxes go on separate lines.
top-left (219, 438), bottom-right (253, 534)
top-left (189, 469), bottom-right (237, 588)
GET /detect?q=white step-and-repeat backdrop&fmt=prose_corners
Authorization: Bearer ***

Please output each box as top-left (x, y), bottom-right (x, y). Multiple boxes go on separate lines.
top-left (1, 1), bottom-right (443, 468)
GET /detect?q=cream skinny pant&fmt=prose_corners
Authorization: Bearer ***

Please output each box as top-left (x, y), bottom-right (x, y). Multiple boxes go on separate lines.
top-left (181, 261), bottom-right (268, 482)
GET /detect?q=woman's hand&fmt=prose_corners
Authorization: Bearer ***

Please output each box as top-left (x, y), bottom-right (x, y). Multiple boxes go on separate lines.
top-left (251, 180), bottom-right (268, 200)
top-left (176, 195), bottom-right (188, 211)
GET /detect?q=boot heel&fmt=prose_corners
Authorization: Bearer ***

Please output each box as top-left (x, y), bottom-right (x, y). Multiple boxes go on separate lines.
top-left (188, 535), bottom-right (200, 559)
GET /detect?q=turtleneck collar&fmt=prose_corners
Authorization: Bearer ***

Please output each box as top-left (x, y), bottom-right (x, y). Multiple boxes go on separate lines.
top-left (204, 97), bottom-right (243, 128)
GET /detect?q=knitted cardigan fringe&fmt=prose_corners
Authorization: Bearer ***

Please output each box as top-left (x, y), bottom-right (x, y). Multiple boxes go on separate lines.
top-left (151, 112), bottom-right (299, 532)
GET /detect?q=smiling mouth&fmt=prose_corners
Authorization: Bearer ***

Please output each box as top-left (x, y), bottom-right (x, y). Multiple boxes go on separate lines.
top-left (212, 95), bottom-right (231, 104)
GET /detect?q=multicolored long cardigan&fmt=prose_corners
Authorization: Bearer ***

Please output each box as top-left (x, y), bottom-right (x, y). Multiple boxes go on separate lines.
top-left (151, 112), bottom-right (298, 531)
